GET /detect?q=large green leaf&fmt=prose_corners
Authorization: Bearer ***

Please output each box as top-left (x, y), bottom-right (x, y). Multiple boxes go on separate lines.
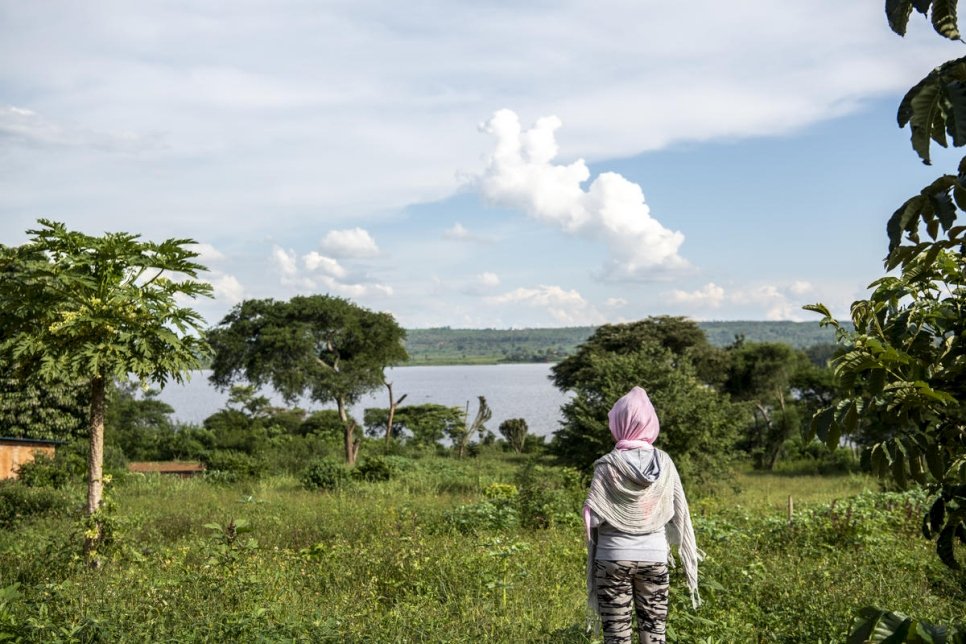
top-left (932, 0), bottom-right (962, 39)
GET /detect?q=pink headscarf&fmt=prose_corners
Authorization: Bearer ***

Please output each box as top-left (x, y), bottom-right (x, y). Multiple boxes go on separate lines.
top-left (608, 386), bottom-right (660, 450)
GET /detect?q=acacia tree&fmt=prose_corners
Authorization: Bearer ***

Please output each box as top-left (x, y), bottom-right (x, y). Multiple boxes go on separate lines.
top-left (808, 0), bottom-right (966, 572)
top-left (207, 295), bottom-right (407, 465)
top-left (0, 220), bottom-right (211, 535)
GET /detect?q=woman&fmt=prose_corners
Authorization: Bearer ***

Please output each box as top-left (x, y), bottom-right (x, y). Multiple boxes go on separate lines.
top-left (583, 386), bottom-right (701, 644)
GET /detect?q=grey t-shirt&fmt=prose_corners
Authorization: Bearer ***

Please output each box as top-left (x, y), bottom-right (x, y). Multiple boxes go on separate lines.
top-left (595, 523), bottom-right (668, 563)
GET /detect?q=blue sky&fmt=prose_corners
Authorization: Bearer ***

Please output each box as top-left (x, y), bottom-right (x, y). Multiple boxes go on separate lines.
top-left (1, 1), bottom-right (963, 328)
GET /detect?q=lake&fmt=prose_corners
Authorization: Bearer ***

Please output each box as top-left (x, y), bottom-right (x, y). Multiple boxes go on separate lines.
top-left (155, 363), bottom-right (573, 438)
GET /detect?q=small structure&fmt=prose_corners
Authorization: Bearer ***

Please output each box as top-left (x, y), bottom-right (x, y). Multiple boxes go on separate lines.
top-left (0, 437), bottom-right (63, 480)
top-left (128, 461), bottom-right (206, 478)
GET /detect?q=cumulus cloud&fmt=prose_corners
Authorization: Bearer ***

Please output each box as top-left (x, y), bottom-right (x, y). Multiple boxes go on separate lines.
top-left (605, 297), bottom-right (628, 308)
top-left (303, 251), bottom-right (347, 278)
top-left (669, 281), bottom-right (817, 320)
top-left (320, 228), bottom-right (380, 258)
top-left (486, 285), bottom-right (605, 325)
top-left (670, 282), bottom-right (726, 307)
top-left (211, 273), bottom-right (244, 304)
top-left (478, 272), bottom-right (500, 288)
top-left (271, 243), bottom-right (391, 298)
top-left (478, 109), bottom-right (688, 280)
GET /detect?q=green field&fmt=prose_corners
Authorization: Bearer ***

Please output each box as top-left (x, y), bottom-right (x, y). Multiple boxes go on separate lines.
top-left (1, 452), bottom-right (962, 643)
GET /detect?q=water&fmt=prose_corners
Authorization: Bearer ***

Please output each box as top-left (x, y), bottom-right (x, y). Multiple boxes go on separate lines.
top-left (155, 364), bottom-right (573, 438)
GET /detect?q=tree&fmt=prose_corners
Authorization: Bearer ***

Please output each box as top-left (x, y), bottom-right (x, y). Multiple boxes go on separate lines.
top-left (551, 316), bottom-right (727, 391)
top-left (365, 403), bottom-right (464, 446)
top-left (807, 1), bottom-right (966, 571)
top-left (722, 342), bottom-right (812, 470)
top-left (383, 381), bottom-right (407, 449)
top-left (550, 343), bottom-right (742, 486)
top-left (207, 295), bottom-right (408, 465)
top-left (499, 418), bottom-right (528, 453)
top-left (0, 354), bottom-right (89, 441)
top-left (0, 220), bottom-right (211, 546)
top-left (447, 396), bottom-right (491, 458)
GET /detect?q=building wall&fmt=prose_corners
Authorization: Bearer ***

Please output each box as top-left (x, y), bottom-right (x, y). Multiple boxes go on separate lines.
top-left (0, 443), bottom-right (57, 480)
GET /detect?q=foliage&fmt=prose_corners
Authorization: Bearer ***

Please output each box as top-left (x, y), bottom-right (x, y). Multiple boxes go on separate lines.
top-left (0, 481), bottom-right (76, 529)
top-left (806, 1), bottom-right (966, 571)
top-left (353, 455), bottom-right (397, 482)
top-left (550, 345), bottom-right (742, 488)
top-left (848, 606), bottom-right (964, 643)
top-left (514, 460), bottom-right (584, 529)
top-left (207, 294), bottom-right (408, 464)
top-left (367, 403), bottom-right (465, 446)
top-left (499, 418), bottom-right (529, 453)
top-left (0, 355), bottom-right (88, 441)
top-left (0, 219), bottom-right (211, 526)
top-left (404, 322), bottom-right (840, 365)
top-left (722, 341), bottom-right (829, 470)
top-left (448, 396), bottom-right (491, 459)
top-left (201, 450), bottom-right (266, 483)
top-left (300, 458), bottom-right (351, 491)
top-left (14, 452), bottom-right (72, 489)
top-left (551, 316), bottom-right (727, 390)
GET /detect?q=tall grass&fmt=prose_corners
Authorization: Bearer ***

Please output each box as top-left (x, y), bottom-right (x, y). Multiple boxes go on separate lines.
top-left (0, 455), bottom-right (962, 642)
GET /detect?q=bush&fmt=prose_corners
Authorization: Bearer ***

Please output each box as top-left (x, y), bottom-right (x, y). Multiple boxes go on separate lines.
top-left (353, 455), bottom-right (397, 482)
top-left (0, 482), bottom-right (75, 529)
top-left (14, 453), bottom-right (71, 489)
top-left (515, 461), bottom-right (584, 529)
top-left (445, 483), bottom-right (521, 533)
top-left (201, 450), bottom-right (266, 483)
top-left (301, 459), bottom-right (351, 491)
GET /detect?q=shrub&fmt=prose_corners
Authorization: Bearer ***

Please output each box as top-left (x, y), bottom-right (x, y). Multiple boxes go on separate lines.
top-left (201, 450), bottom-right (265, 482)
top-left (445, 483), bottom-right (521, 533)
top-left (353, 455), bottom-right (397, 482)
top-left (14, 452), bottom-right (71, 489)
top-left (515, 461), bottom-right (584, 529)
top-left (0, 482), bottom-right (75, 529)
top-left (301, 459), bottom-right (351, 491)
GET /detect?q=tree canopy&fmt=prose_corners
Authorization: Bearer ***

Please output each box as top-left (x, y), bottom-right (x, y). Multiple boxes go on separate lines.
top-left (207, 294), bottom-right (408, 464)
top-left (0, 220), bottom-right (211, 549)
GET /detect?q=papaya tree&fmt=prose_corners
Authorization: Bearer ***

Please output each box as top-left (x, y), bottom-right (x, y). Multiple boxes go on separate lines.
top-left (808, 0), bottom-right (966, 571)
top-left (0, 219), bottom-right (212, 554)
top-left (207, 295), bottom-right (408, 465)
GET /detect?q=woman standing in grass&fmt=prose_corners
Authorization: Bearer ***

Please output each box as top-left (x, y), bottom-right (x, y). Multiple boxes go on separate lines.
top-left (583, 386), bottom-right (701, 644)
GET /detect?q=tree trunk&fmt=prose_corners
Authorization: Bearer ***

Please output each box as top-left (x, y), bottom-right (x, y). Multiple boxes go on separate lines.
top-left (87, 375), bottom-right (106, 515)
top-left (384, 383), bottom-right (406, 450)
top-left (763, 390), bottom-right (789, 471)
top-left (85, 375), bottom-right (106, 565)
top-left (338, 397), bottom-right (358, 465)
top-left (753, 402), bottom-right (773, 470)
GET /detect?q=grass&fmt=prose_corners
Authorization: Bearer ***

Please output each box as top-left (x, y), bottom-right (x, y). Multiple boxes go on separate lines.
top-left (0, 454), bottom-right (963, 643)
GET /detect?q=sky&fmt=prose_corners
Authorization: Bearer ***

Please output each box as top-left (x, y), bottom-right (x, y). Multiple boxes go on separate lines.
top-left (2, 1), bottom-right (964, 329)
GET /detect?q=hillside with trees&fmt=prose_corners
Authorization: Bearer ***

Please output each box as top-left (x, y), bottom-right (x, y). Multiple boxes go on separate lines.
top-left (404, 320), bottom-right (844, 364)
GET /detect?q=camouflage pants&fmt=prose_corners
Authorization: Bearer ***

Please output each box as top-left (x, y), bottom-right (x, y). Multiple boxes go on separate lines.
top-left (594, 559), bottom-right (669, 644)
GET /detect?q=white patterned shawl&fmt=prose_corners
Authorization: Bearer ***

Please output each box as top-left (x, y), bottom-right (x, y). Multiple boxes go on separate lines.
top-left (584, 448), bottom-right (702, 613)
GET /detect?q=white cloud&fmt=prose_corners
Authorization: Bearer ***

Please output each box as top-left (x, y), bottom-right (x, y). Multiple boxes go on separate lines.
top-left (303, 251), bottom-right (347, 278)
top-left (271, 245), bottom-right (299, 278)
top-left (320, 228), bottom-right (380, 258)
top-left (272, 243), bottom-right (391, 298)
top-left (789, 280), bottom-right (814, 296)
top-left (478, 109), bottom-right (688, 280)
top-left (670, 282), bottom-right (725, 307)
top-left (211, 273), bottom-right (244, 305)
top-left (487, 285), bottom-right (605, 325)
top-left (605, 298), bottom-right (627, 308)
top-left (189, 242), bottom-right (226, 264)
top-left (443, 223), bottom-right (471, 240)
top-left (478, 272), bottom-right (500, 288)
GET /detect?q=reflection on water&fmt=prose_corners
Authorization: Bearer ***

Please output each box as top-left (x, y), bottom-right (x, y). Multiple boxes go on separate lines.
top-left (155, 363), bottom-right (573, 438)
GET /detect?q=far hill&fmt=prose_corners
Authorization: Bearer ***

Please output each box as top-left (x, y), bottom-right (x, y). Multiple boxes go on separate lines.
top-left (404, 321), bottom-right (845, 365)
